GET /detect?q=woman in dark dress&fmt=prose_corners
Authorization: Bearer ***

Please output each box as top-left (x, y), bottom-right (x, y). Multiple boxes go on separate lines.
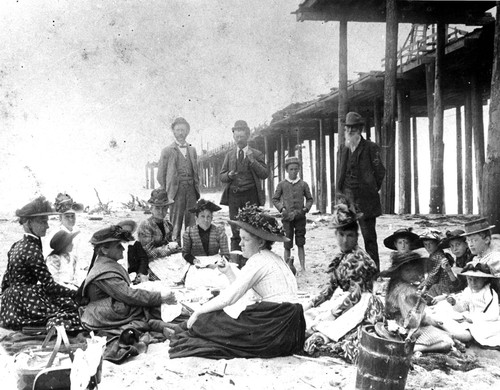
top-left (0, 196), bottom-right (79, 330)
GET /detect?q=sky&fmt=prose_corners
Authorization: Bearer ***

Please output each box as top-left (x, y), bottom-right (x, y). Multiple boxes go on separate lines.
top-left (0, 0), bottom-right (485, 216)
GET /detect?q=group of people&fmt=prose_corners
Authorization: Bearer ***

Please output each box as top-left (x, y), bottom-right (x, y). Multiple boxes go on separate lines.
top-left (1, 111), bottom-right (499, 365)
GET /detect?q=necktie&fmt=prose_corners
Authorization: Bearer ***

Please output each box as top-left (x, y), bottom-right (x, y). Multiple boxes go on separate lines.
top-left (238, 149), bottom-right (244, 164)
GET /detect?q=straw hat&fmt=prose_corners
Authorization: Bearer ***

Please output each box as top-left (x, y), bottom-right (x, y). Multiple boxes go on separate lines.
top-left (90, 223), bottom-right (135, 246)
top-left (416, 229), bottom-right (443, 247)
top-left (50, 230), bottom-right (80, 253)
top-left (284, 156), bottom-right (301, 168)
top-left (188, 199), bottom-right (221, 214)
top-left (439, 229), bottom-right (466, 249)
top-left (16, 196), bottom-right (59, 218)
top-left (228, 203), bottom-right (289, 243)
top-left (383, 228), bottom-right (420, 250)
top-left (147, 189), bottom-right (174, 206)
top-left (117, 219), bottom-right (137, 234)
top-left (54, 193), bottom-right (84, 214)
top-left (459, 262), bottom-right (499, 278)
top-left (461, 218), bottom-right (496, 236)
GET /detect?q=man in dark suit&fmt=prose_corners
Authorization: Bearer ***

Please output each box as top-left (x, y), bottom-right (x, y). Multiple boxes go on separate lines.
top-left (337, 112), bottom-right (386, 269)
top-left (157, 117), bottom-right (200, 245)
top-left (220, 120), bottom-right (269, 251)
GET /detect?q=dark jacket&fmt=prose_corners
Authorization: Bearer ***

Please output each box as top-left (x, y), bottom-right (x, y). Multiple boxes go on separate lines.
top-left (337, 137), bottom-right (386, 218)
top-left (219, 146), bottom-right (269, 206)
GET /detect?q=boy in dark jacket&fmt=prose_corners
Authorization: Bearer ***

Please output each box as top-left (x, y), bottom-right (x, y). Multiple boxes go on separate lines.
top-left (272, 157), bottom-right (313, 273)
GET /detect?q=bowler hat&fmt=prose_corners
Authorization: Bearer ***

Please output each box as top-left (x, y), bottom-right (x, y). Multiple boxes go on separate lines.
top-left (439, 229), bottom-right (466, 249)
top-left (16, 196), bottom-right (59, 218)
top-left (50, 230), bottom-right (80, 253)
top-left (171, 117), bottom-right (190, 130)
top-left (232, 120), bottom-right (250, 132)
top-left (285, 156), bottom-right (301, 168)
top-left (383, 228), bottom-right (420, 250)
top-left (90, 223), bottom-right (134, 246)
top-left (147, 189), bottom-right (174, 206)
top-left (54, 193), bottom-right (84, 214)
top-left (189, 199), bottom-right (221, 214)
top-left (345, 112), bottom-right (364, 127)
top-left (228, 203), bottom-right (289, 243)
top-left (461, 218), bottom-right (496, 236)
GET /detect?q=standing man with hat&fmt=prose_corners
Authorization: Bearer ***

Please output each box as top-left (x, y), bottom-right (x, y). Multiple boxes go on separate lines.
top-left (220, 120), bottom-right (269, 253)
top-left (157, 117), bottom-right (200, 245)
top-left (462, 218), bottom-right (500, 276)
top-left (337, 111), bottom-right (386, 269)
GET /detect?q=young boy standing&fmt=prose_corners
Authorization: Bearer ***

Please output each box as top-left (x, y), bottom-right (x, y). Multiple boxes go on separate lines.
top-left (272, 157), bottom-right (313, 273)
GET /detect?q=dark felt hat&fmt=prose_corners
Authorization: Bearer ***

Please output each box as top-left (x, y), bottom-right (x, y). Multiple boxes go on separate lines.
top-left (16, 196), bottom-right (59, 218)
top-left (90, 223), bottom-right (134, 246)
top-left (54, 193), bottom-right (84, 214)
top-left (439, 229), bottom-right (467, 249)
top-left (232, 120), bottom-right (250, 132)
top-left (147, 189), bottom-right (174, 206)
top-left (345, 112), bottom-right (364, 127)
top-left (461, 218), bottom-right (496, 236)
top-left (379, 252), bottom-right (426, 277)
top-left (228, 203), bottom-right (289, 243)
top-left (50, 230), bottom-right (80, 253)
top-left (383, 228), bottom-right (420, 250)
top-left (189, 199), bottom-right (221, 214)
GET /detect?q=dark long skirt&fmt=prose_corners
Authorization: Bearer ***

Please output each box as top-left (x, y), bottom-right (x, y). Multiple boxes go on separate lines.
top-left (169, 301), bottom-right (306, 359)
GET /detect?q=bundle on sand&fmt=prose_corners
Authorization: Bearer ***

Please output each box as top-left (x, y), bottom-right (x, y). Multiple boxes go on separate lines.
top-left (412, 351), bottom-right (481, 374)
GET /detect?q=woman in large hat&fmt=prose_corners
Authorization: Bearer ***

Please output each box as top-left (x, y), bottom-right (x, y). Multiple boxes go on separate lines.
top-left (135, 189), bottom-right (180, 282)
top-left (169, 203), bottom-right (305, 359)
top-left (302, 198), bottom-right (382, 363)
top-left (79, 222), bottom-right (178, 334)
top-left (0, 196), bottom-right (80, 330)
top-left (46, 230), bottom-right (81, 288)
top-left (461, 217), bottom-right (500, 276)
top-left (179, 199), bottom-right (230, 287)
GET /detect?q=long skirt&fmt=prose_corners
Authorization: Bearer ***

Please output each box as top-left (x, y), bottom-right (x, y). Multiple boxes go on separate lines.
top-left (169, 301), bottom-right (306, 359)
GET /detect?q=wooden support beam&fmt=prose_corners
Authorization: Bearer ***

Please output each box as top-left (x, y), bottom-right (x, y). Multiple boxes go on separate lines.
top-left (412, 117), bottom-right (420, 214)
top-left (296, 128), bottom-right (304, 181)
top-left (464, 88), bottom-right (474, 214)
top-left (374, 98), bottom-right (382, 144)
top-left (280, 133), bottom-right (286, 181)
top-left (429, 22), bottom-right (446, 214)
top-left (456, 107), bottom-right (464, 214)
top-left (265, 135), bottom-right (273, 208)
top-left (381, 0), bottom-right (398, 214)
top-left (319, 119), bottom-right (327, 213)
top-left (329, 121), bottom-right (336, 213)
top-left (482, 5), bottom-right (500, 234)
top-left (425, 61), bottom-right (435, 166)
top-left (471, 72), bottom-right (485, 213)
top-left (309, 139), bottom-right (317, 203)
top-left (145, 163), bottom-right (150, 189)
top-left (338, 18), bottom-right (348, 154)
top-left (150, 165), bottom-right (155, 190)
top-left (397, 89), bottom-right (412, 214)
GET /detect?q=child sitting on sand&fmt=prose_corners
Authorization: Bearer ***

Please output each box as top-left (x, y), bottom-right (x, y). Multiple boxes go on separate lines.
top-left (46, 230), bottom-right (80, 288)
top-left (429, 263), bottom-right (500, 347)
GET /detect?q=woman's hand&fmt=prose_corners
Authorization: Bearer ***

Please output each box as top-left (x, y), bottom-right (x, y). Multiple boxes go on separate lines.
top-left (217, 257), bottom-right (231, 274)
top-left (431, 294), bottom-right (447, 305)
top-left (138, 273), bottom-right (149, 283)
top-left (187, 311), bottom-right (201, 329)
top-left (167, 242), bottom-right (179, 251)
top-left (446, 296), bottom-right (456, 306)
top-left (161, 290), bottom-right (177, 304)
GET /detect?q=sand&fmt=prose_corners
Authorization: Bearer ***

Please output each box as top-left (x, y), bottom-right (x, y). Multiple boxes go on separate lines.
top-left (1, 207), bottom-right (500, 389)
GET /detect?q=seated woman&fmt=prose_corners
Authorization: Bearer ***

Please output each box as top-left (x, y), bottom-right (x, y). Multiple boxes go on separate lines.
top-left (0, 196), bottom-right (79, 330)
top-left (302, 200), bottom-right (383, 364)
top-left (382, 252), bottom-right (454, 352)
top-left (418, 229), bottom-right (462, 299)
top-left (169, 204), bottom-right (305, 359)
top-left (180, 199), bottom-right (231, 288)
top-left (46, 230), bottom-right (80, 288)
top-left (135, 189), bottom-right (180, 281)
top-left (79, 223), bottom-right (178, 335)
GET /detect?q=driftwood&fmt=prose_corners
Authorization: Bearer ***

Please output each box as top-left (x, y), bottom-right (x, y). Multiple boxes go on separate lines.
top-left (89, 188), bottom-right (112, 214)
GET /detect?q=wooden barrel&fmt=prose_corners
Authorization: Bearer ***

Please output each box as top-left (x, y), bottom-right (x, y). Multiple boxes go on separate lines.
top-left (355, 325), bottom-right (415, 390)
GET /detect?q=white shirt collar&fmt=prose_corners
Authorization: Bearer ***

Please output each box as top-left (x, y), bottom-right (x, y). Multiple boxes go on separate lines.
top-left (238, 145), bottom-right (248, 153)
top-left (286, 177), bottom-right (300, 184)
